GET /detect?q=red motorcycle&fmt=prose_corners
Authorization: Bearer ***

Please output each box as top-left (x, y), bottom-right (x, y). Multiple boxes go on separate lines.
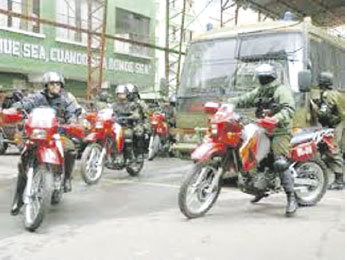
top-left (80, 108), bottom-right (144, 185)
top-left (148, 111), bottom-right (171, 160)
top-left (178, 102), bottom-right (331, 219)
top-left (0, 108), bottom-right (25, 154)
top-left (2, 107), bottom-right (85, 231)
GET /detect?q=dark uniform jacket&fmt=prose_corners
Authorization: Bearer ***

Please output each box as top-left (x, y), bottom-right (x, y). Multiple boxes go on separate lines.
top-left (228, 80), bottom-right (295, 136)
top-left (112, 101), bottom-right (141, 121)
top-left (12, 90), bottom-right (79, 123)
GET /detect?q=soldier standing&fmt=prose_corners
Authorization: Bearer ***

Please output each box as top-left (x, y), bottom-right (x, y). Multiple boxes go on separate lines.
top-left (311, 72), bottom-right (345, 190)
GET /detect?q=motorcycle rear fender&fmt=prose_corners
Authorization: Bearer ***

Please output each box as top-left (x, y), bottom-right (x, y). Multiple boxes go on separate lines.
top-left (37, 146), bottom-right (63, 165)
top-left (290, 141), bottom-right (316, 162)
top-left (191, 142), bottom-right (226, 162)
top-left (84, 132), bottom-right (104, 143)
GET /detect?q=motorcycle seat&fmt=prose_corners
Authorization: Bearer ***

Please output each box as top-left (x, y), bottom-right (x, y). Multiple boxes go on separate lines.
top-left (291, 132), bottom-right (315, 145)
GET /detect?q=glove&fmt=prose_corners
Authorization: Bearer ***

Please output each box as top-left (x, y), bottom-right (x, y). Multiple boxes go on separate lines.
top-left (67, 116), bottom-right (78, 124)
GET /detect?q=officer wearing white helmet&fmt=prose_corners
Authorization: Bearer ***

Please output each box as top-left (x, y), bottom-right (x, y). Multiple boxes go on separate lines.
top-left (10, 72), bottom-right (80, 216)
top-left (228, 63), bottom-right (297, 217)
top-left (112, 84), bottom-right (143, 161)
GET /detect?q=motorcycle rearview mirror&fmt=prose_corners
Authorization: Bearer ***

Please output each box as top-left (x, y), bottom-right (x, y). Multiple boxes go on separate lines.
top-left (298, 70), bottom-right (312, 92)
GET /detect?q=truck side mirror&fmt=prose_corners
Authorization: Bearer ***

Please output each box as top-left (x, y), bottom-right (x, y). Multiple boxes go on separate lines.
top-left (298, 70), bottom-right (312, 92)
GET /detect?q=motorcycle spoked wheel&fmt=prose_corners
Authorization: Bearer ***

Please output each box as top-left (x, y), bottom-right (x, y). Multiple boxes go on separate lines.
top-left (0, 132), bottom-right (8, 155)
top-left (294, 158), bottom-right (328, 207)
top-left (148, 135), bottom-right (161, 161)
top-left (51, 170), bottom-right (63, 205)
top-left (126, 153), bottom-right (144, 177)
top-left (24, 164), bottom-right (53, 232)
top-left (80, 143), bottom-right (104, 185)
top-left (178, 163), bottom-right (222, 219)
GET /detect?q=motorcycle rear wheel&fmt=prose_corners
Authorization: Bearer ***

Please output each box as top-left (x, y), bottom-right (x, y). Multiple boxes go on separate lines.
top-left (294, 158), bottom-right (328, 207)
top-left (80, 143), bottom-right (104, 185)
top-left (24, 164), bottom-right (52, 232)
top-left (178, 163), bottom-right (222, 219)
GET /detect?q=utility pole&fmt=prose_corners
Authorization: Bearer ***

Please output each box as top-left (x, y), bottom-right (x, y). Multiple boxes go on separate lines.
top-left (86, 0), bottom-right (108, 101)
top-left (175, 0), bottom-right (186, 90)
top-left (165, 0), bottom-right (170, 93)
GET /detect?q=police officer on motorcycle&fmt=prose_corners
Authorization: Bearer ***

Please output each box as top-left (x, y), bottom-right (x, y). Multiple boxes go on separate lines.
top-left (10, 72), bottom-right (80, 216)
top-left (96, 90), bottom-right (110, 110)
top-left (311, 72), bottom-right (344, 190)
top-left (229, 63), bottom-right (297, 217)
top-left (112, 85), bottom-right (143, 161)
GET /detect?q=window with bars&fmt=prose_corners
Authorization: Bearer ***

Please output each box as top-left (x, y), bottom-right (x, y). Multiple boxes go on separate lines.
top-left (115, 8), bottom-right (151, 58)
top-left (56, 0), bottom-right (103, 46)
top-left (0, 0), bottom-right (40, 33)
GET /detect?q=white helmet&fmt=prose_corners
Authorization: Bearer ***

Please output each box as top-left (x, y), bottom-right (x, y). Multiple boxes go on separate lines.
top-left (255, 64), bottom-right (277, 80)
top-left (42, 72), bottom-right (65, 87)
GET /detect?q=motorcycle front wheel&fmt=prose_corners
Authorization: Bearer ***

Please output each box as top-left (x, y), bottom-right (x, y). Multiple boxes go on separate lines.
top-left (148, 135), bottom-right (161, 161)
top-left (24, 164), bottom-right (52, 232)
top-left (0, 131), bottom-right (8, 155)
top-left (178, 163), bottom-right (222, 219)
top-left (126, 153), bottom-right (144, 177)
top-left (294, 158), bottom-right (328, 206)
top-left (80, 143), bottom-right (104, 185)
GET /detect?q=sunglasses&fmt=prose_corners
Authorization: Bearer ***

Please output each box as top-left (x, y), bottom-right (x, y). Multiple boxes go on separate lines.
top-left (49, 82), bottom-right (62, 87)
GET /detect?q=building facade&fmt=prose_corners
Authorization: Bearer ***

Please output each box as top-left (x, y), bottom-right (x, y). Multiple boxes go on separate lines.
top-left (0, 0), bottom-right (157, 98)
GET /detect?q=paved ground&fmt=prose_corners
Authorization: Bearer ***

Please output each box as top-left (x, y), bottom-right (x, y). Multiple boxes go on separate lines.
top-left (0, 149), bottom-right (344, 260)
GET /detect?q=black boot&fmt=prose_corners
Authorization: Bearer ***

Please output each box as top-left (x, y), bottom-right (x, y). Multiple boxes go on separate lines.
top-left (285, 192), bottom-right (298, 217)
top-left (64, 151), bottom-right (76, 193)
top-left (10, 163), bottom-right (26, 216)
top-left (328, 173), bottom-right (344, 190)
top-left (250, 193), bottom-right (268, 203)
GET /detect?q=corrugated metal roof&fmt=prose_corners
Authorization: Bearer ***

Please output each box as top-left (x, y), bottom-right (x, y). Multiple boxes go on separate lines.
top-left (242, 0), bottom-right (344, 27)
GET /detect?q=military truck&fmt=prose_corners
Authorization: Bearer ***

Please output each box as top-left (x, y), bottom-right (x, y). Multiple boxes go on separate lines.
top-left (171, 17), bottom-right (345, 154)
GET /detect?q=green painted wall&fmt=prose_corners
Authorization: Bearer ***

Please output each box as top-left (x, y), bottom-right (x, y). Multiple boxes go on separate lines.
top-left (0, 0), bottom-right (157, 98)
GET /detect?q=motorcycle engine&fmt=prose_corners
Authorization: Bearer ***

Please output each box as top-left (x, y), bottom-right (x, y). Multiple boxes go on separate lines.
top-left (238, 168), bottom-right (281, 195)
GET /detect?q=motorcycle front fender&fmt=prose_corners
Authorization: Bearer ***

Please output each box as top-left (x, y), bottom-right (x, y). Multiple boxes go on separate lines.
top-left (191, 142), bottom-right (226, 162)
top-left (157, 123), bottom-right (169, 136)
top-left (37, 146), bottom-right (63, 165)
top-left (84, 131), bottom-right (104, 143)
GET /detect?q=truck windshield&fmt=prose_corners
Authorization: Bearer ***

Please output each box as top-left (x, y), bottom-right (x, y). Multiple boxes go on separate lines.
top-left (179, 32), bottom-right (304, 98)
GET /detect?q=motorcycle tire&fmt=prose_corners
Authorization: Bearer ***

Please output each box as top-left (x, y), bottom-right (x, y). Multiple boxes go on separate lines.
top-left (294, 158), bottom-right (328, 207)
top-left (126, 153), bottom-right (144, 177)
top-left (24, 164), bottom-right (52, 232)
top-left (178, 163), bottom-right (222, 219)
top-left (148, 135), bottom-right (161, 161)
top-left (80, 143), bottom-right (104, 185)
top-left (0, 132), bottom-right (8, 155)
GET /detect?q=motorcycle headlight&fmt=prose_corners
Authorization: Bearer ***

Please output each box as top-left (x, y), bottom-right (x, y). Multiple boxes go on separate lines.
top-left (151, 120), bottom-right (159, 125)
top-left (95, 121), bottom-right (103, 129)
top-left (30, 129), bottom-right (47, 140)
top-left (211, 124), bottom-right (218, 137)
